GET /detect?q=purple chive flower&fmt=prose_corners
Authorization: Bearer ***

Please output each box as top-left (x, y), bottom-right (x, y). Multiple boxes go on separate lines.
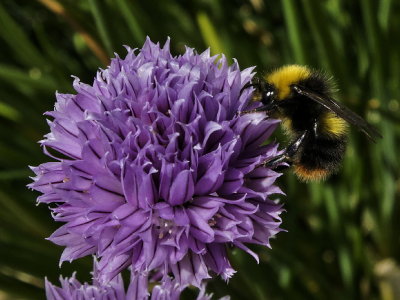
top-left (46, 269), bottom-right (229, 300)
top-left (30, 37), bottom-right (284, 286)
top-left (45, 274), bottom-right (125, 300)
top-left (128, 273), bottom-right (230, 300)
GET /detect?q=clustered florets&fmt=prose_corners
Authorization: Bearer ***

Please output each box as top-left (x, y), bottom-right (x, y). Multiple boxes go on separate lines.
top-left (46, 262), bottom-right (226, 300)
top-left (30, 38), bottom-right (284, 299)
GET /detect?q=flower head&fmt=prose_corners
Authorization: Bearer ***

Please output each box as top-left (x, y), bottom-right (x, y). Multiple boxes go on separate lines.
top-left (30, 38), bottom-right (284, 286)
top-left (46, 269), bottom-right (229, 300)
top-left (45, 273), bottom-right (126, 300)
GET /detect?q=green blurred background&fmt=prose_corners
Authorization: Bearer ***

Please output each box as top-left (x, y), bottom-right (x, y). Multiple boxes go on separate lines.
top-left (0, 0), bottom-right (399, 299)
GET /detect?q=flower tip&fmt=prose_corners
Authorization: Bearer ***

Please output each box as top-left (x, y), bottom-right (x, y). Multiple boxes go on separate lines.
top-left (222, 268), bottom-right (236, 281)
top-left (70, 75), bottom-right (79, 81)
top-left (122, 44), bottom-right (132, 52)
top-left (200, 47), bottom-right (211, 59)
top-left (163, 37), bottom-right (171, 50)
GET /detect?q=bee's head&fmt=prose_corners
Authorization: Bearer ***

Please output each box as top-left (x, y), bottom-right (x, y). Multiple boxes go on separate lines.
top-left (249, 81), bottom-right (278, 114)
top-left (239, 80), bottom-right (277, 115)
top-left (260, 82), bottom-right (277, 106)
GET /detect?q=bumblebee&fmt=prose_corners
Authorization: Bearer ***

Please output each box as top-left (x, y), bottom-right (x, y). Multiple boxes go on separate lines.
top-left (241, 65), bottom-right (381, 181)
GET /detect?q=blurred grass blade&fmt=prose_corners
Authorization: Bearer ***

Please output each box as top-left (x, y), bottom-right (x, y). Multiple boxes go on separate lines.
top-left (37, 0), bottom-right (109, 66)
top-left (300, 0), bottom-right (347, 83)
top-left (324, 187), bottom-right (339, 232)
top-left (0, 191), bottom-right (49, 236)
top-left (0, 102), bottom-right (20, 121)
top-left (338, 246), bottom-right (353, 289)
top-left (115, 0), bottom-right (145, 44)
top-left (0, 3), bottom-right (45, 68)
top-left (281, 0), bottom-right (307, 64)
top-left (360, 0), bottom-right (384, 98)
top-left (0, 169), bottom-right (31, 180)
top-left (0, 272), bottom-right (43, 299)
top-left (0, 64), bottom-right (57, 91)
top-left (88, 0), bottom-right (114, 55)
top-left (196, 11), bottom-right (226, 57)
top-left (381, 172), bottom-right (395, 229)
top-left (378, 0), bottom-right (392, 31)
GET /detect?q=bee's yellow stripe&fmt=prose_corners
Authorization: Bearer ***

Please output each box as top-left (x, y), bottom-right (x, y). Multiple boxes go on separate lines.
top-left (266, 65), bottom-right (311, 100)
top-left (322, 112), bottom-right (348, 136)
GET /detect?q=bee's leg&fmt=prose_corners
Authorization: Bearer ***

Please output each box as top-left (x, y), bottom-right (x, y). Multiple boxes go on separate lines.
top-left (262, 131), bottom-right (308, 170)
top-left (273, 161), bottom-right (293, 172)
top-left (263, 155), bottom-right (292, 171)
top-left (313, 118), bottom-right (319, 138)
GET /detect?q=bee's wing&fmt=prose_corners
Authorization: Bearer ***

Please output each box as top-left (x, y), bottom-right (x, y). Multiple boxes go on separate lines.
top-left (292, 85), bottom-right (382, 142)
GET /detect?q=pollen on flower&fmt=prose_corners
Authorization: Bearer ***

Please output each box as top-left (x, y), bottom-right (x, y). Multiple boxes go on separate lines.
top-left (29, 37), bottom-right (285, 288)
top-left (208, 218), bottom-right (217, 227)
top-left (156, 218), bottom-right (175, 239)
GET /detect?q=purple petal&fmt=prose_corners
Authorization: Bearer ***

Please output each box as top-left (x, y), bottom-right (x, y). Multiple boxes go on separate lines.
top-left (168, 170), bottom-right (194, 205)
